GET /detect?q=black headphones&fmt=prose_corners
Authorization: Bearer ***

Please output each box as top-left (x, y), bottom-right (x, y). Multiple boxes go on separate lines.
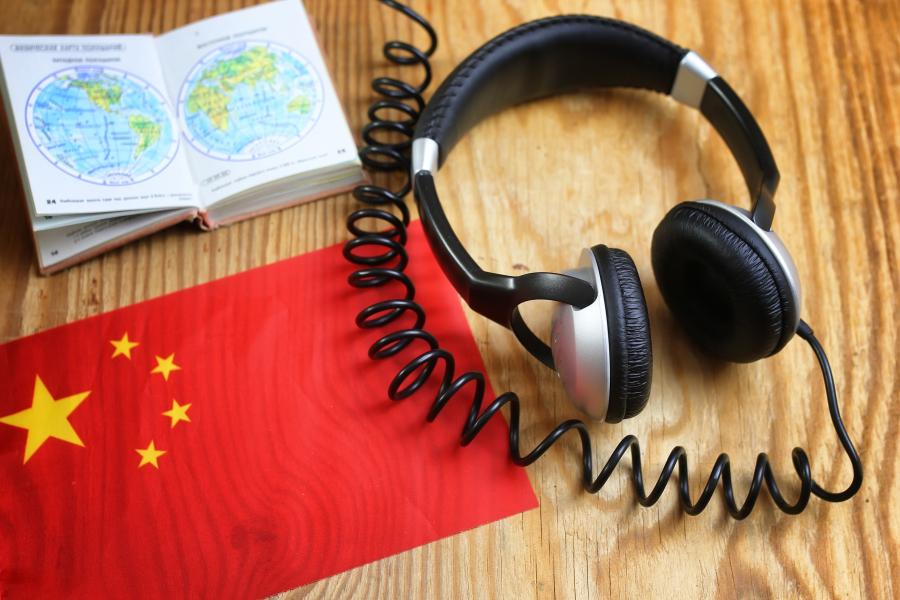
top-left (410, 16), bottom-right (801, 422)
top-left (348, 5), bottom-right (861, 517)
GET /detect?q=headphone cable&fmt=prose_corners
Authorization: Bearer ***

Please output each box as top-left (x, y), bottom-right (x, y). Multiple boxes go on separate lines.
top-left (344, 0), bottom-right (863, 519)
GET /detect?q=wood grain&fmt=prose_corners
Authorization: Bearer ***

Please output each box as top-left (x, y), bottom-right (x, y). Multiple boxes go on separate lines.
top-left (0, 0), bottom-right (896, 598)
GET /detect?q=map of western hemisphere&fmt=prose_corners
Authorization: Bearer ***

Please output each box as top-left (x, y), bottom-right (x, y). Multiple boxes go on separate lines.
top-left (178, 41), bottom-right (324, 161)
top-left (25, 66), bottom-right (179, 186)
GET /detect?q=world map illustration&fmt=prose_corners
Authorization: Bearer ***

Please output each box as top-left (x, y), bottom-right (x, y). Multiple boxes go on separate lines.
top-left (26, 66), bottom-right (178, 186)
top-left (178, 41), bottom-right (324, 160)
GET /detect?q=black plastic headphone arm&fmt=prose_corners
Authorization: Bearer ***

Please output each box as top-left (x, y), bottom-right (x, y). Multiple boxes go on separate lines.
top-left (414, 171), bottom-right (595, 331)
top-left (701, 76), bottom-right (779, 230)
top-left (510, 306), bottom-right (556, 368)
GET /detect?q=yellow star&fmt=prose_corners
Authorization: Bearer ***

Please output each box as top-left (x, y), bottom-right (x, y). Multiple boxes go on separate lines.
top-left (135, 440), bottom-right (166, 469)
top-left (162, 399), bottom-right (191, 429)
top-left (151, 353), bottom-right (181, 381)
top-left (0, 375), bottom-right (89, 463)
top-left (110, 332), bottom-right (139, 359)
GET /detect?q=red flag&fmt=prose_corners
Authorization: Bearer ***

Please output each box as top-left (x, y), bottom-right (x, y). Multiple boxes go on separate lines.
top-left (0, 221), bottom-right (536, 598)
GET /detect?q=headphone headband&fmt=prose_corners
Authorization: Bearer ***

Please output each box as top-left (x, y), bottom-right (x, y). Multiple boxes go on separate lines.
top-left (411, 15), bottom-right (781, 366)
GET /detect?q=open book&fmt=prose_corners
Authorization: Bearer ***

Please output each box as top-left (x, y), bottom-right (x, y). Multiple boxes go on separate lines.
top-left (0, 0), bottom-right (363, 274)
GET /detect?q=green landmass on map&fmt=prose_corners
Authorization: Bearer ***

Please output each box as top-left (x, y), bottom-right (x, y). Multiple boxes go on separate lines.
top-left (287, 94), bottom-right (311, 114)
top-left (186, 84), bottom-right (231, 131)
top-left (129, 114), bottom-right (161, 158)
top-left (69, 77), bottom-right (122, 111)
top-left (203, 46), bottom-right (278, 92)
top-left (187, 46), bottom-right (301, 132)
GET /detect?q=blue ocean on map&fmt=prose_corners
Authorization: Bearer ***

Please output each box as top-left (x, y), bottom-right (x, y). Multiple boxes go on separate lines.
top-left (27, 67), bottom-right (178, 186)
top-left (179, 42), bottom-right (323, 160)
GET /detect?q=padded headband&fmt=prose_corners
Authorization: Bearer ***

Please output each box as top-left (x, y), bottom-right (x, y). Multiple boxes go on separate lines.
top-left (411, 15), bottom-right (781, 366)
top-left (418, 16), bottom-right (683, 155)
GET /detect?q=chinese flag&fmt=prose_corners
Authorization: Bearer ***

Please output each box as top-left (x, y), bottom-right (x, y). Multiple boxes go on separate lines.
top-left (0, 222), bottom-right (536, 598)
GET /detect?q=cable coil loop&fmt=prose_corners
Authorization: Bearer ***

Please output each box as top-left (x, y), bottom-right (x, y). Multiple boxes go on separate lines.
top-left (344, 0), bottom-right (862, 519)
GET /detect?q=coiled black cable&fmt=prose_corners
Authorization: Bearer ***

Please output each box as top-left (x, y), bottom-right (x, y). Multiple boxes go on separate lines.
top-left (344, 0), bottom-right (863, 519)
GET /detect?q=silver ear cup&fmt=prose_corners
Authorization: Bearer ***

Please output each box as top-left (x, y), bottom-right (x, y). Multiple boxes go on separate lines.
top-left (550, 249), bottom-right (611, 420)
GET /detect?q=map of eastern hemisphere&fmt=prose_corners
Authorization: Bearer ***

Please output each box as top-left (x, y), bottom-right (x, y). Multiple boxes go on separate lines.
top-left (26, 66), bottom-right (178, 186)
top-left (179, 41), bottom-right (324, 160)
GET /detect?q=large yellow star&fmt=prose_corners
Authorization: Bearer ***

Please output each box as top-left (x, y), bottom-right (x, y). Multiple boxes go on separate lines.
top-left (0, 375), bottom-right (89, 463)
top-left (151, 353), bottom-right (181, 381)
top-left (162, 399), bottom-right (191, 429)
top-left (135, 440), bottom-right (166, 469)
top-left (110, 332), bottom-right (139, 359)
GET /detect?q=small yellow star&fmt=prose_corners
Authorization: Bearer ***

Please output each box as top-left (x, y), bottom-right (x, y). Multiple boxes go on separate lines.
top-left (135, 440), bottom-right (166, 469)
top-left (162, 399), bottom-right (192, 429)
top-left (0, 375), bottom-right (89, 463)
top-left (151, 353), bottom-right (181, 381)
top-left (110, 332), bottom-right (139, 359)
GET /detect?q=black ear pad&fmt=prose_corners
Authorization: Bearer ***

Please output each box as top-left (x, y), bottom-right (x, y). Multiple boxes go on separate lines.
top-left (591, 245), bottom-right (653, 422)
top-left (651, 202), bottom-right (797, 362)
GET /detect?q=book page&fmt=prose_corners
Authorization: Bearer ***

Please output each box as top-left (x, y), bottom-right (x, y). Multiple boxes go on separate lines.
top-left (0, 35), bottom-right (198, 216)
top-left (31, 205), bottom-right (162, 231)
top-left (34, 207), bottom-right (195, 272)
top-left (156, 0), bottom-right (359, 208)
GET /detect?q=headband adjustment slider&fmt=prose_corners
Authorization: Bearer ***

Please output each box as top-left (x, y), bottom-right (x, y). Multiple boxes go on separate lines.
top-left (671, 51), bottom-right (718, 108)
top-left (412, 138), bottom-right (440, 177)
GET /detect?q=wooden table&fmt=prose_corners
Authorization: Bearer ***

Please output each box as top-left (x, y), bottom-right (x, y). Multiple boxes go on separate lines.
top-left (1, 1), bottom-right (897, 598)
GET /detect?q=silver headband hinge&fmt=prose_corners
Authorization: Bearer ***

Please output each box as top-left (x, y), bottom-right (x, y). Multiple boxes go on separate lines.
top-left (670, 51), bottom-right (718, 109)
top-left (411, 137), bottom-right (440, 177)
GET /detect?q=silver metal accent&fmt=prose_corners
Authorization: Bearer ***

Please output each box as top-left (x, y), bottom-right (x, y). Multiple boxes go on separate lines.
top-left (697, 200), bottom-right (803, 330)
top-left (550, 249), bottom-right (611, 420)
top-left (411, 137), bottom-right (439, 176)
top-left (670, 51), bottom-right (718, 109)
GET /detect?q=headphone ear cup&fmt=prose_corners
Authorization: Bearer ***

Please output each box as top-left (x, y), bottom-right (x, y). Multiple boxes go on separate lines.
top-left (591, 245), bottom-right (653, 422)
top-left (651, 201), bottom-right (799, 362)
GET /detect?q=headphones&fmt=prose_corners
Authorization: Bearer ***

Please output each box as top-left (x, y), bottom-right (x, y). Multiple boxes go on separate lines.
top-left (348, 5), bottom-right (860, 517)
top-left (409, 15), bottom-right (802, 421)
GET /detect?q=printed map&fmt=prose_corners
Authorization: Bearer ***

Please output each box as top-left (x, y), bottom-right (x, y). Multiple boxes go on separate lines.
top-left (178, 41), bottom-right (323, 160)
top-left (26, 67), bottom-right (178, 186)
